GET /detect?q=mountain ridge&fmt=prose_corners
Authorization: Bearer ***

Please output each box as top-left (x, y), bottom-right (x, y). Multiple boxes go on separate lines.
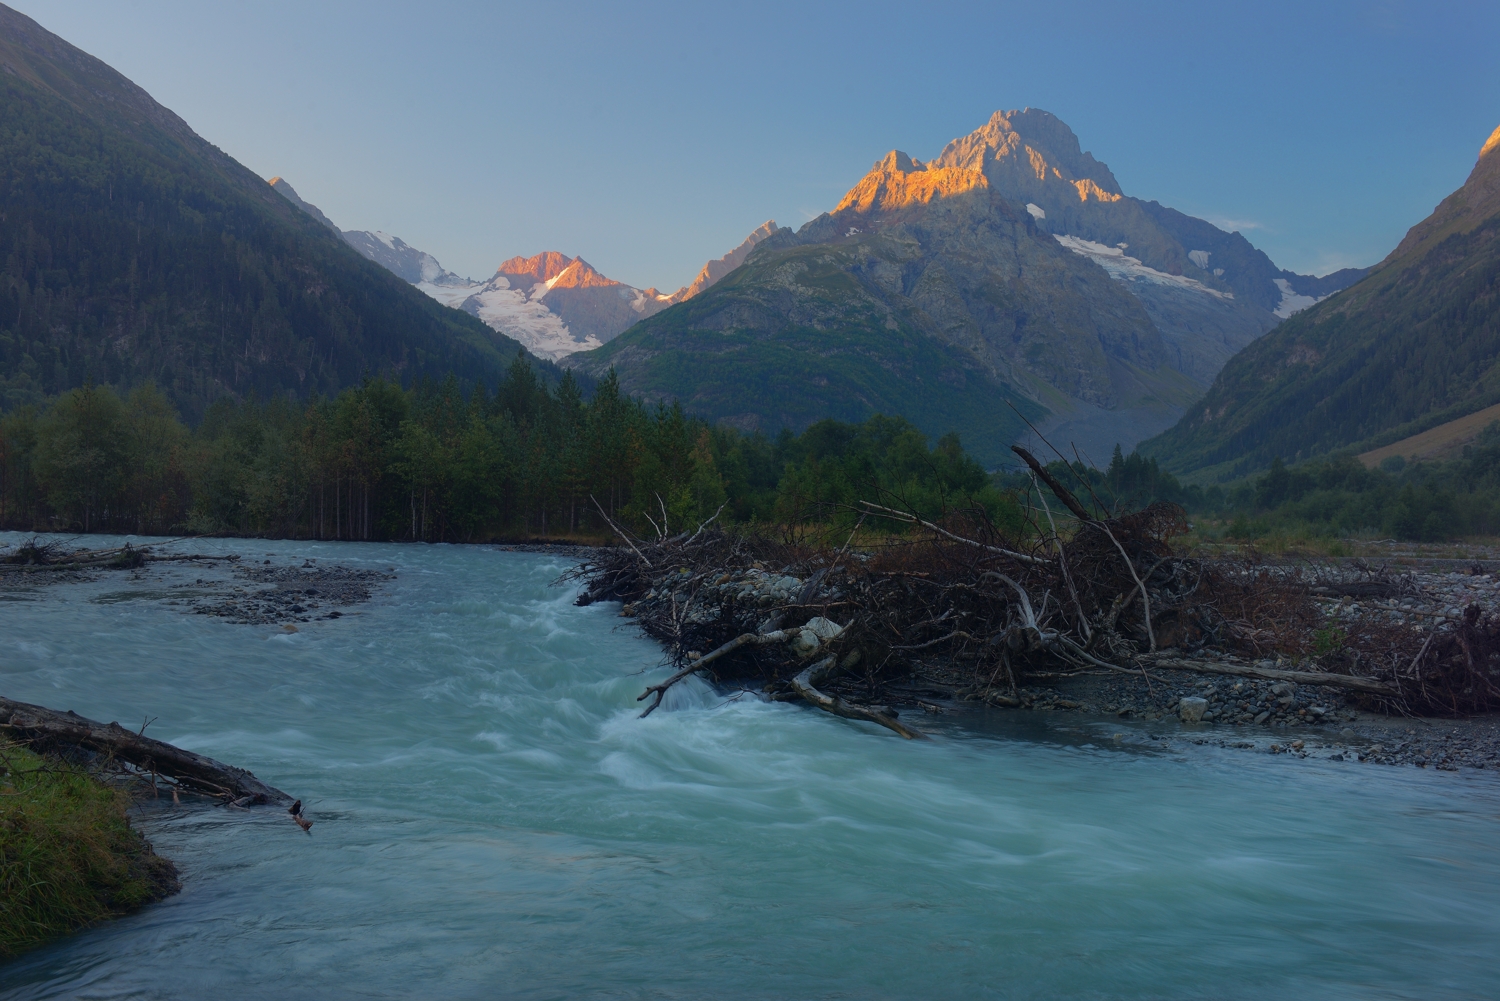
top-left (1140, 120), bottom-right (1500, 479)
top-left (0, 3), bottom-right (534, 417)
top-left (269, 181), bottom-right (782, 360)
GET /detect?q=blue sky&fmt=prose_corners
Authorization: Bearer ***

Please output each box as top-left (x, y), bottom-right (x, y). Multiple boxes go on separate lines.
top-left (21, 0), bottom-right (1499, 290)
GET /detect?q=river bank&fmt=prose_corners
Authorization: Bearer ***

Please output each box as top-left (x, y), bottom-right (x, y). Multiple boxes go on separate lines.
top-left (0, 742), bottom-right (179, 959)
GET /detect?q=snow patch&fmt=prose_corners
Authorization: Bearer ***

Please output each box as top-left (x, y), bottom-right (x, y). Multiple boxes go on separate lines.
top-left (1026, 203), bottom-right (1046, 220)
top-left (1054, 235), bottom-right (1233, 300)
top-left (1272, 278), bottom-right (1327, 319)
top-left (1188, 249), bottom-right (1211, 269)
top-left (629, 288), bottom-right (673, 314)
top-left (413, 278), bottom-right (602, 360)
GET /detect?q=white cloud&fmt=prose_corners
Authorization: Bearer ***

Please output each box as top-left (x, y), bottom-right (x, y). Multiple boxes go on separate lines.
top-left (1205, 216), bottom-right (1264, 232)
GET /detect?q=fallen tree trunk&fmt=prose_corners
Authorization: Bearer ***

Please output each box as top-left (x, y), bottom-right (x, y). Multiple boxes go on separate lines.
top-left (1139, 657), bottom-right (1396, 695)
top-left (637, 628), bottom-right (800, 717)
top-left (790, 656), bottom-right (929, 740)
top-left (0, 696), bottom-right (289, 804)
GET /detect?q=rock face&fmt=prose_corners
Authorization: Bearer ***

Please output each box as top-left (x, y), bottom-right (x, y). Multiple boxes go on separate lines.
top-left (1142, 120), bottom-right (1500, 479)
top-left (268, 178), bottom-right (470, 286)
top-left (937, 109), bottom-right (1365, 321)
top-left (341, 230), bottom-right (468, 286)
top-left (667, 221), bottom-right (787, 303)
top-left (570, 109), bottom-right (1366, 463)
top-left (267, 177), bottom-right (340, 233)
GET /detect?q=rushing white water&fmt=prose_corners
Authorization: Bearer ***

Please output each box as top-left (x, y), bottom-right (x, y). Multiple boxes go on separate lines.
top-left (3, 535), bottom-right (1499, 999)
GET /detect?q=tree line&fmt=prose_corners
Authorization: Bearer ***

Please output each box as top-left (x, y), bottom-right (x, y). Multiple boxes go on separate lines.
top-left (1002, 435), bottom-right (1500, 542)
top-left (0, 357), bottom-right (1012, 542)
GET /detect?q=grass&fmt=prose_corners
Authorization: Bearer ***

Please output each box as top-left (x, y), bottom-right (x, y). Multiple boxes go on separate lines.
top-left (0, 742), bottom-right (179, 959)
top-left (1358, 408), bottom-right (1500, 468)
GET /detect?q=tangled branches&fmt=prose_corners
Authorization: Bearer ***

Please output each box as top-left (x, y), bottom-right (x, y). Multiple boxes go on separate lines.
top-left (572, 476), bottom-right (1500, 736)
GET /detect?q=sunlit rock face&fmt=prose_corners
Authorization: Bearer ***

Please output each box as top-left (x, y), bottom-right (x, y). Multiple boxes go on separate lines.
top-left (666, 221), bottom-right (788, 304)
top-left (930, 108), bottom-right (1363, 322)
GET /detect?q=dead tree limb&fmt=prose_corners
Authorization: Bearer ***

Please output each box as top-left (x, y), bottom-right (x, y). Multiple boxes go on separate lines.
top-left (1139, 657), bottom-right (1397, 695)
top-left (1030, 474), bottom-right (1090, 642)
top-left (686, 502), bottom-right (728, 545)
top-left (1011, 446), bottom-right (1092, 522)
top-left (790, 656), bottom-right (928, 740)
top-left (1090, 520), bottom-right (1157, 652)
top-left (591, 494), bottom-right (652, 567)
top-left (637, 629), bottom-right (797, 717)
top-left (857, 501), bottom-right (1047, 565)
top-left (0, 696), bottom-right (289, 803)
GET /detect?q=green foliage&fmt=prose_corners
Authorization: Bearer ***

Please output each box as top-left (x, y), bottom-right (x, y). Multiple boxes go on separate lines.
top-left (0, 743), bottom-right (177, 959)
top-left (580, 241), bottom-right (1044, 470)
top-left (776, 418), bottom-right (1015, 530)
top-left (1119, 421), bottom-right (1500, 541)
top-left (999, 423), bottom-right (1500, 542)
top-left (0, 364), bottom-right (1010, 541)
top-left (997, 442), bottom-right (1210, 518)
top-left (1312, 624), bottom-right (1347, 658)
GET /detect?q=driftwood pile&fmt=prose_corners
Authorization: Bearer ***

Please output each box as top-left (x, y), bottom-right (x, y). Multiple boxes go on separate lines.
top-left (572, 455), bottom-right (1500, 735)
top-left (0, 538), bottom-right (228, 574)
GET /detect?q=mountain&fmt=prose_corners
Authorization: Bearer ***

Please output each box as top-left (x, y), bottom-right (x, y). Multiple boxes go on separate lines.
top-left (271, 179), bottom-right (781, 362)
top-left (665, 221), bottom-right (786, 303)
top-left (269, 177), bottom-right (472, 286)
top-left (1141, 122), bottom-right (1500, 480)
top-left (571, 147), bottom-right (1189, 465)
top-left (425, 251), bottom-right (679, 359)
top-left (942, 110), bottom-right (1367, 319)
top-left (568, 112), bottom-right (1364, 463)
top-left (0, 4), bottom-right (533, 418)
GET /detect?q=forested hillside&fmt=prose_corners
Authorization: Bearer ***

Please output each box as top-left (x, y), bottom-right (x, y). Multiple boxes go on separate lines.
top-left (1142, 123), bottom-right (1500, 480)
top-left (0, 4), bottom-right (533, 419)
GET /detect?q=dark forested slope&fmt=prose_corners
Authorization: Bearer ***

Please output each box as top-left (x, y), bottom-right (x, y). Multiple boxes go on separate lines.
top-left (0, 4), bottom-right (529, 419)
top-left (1142, 123), bottom-right (1500, 480)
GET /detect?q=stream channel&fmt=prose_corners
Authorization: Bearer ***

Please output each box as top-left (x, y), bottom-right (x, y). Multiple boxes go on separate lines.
top-left (2, 535), bottom-right (1499, 999)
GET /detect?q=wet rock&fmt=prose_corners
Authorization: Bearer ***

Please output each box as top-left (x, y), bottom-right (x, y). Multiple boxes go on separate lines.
top-left (1179, 697), bottom-right (1208, 722)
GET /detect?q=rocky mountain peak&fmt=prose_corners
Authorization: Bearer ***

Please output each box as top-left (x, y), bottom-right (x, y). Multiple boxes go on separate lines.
top-left (546, 257), bottom-right (619, 291)
top-left (668, 220), bottom-right (786, 302)
top-left (1482, 123), bottom-right (1500, 160)
top-left (496, 251), bottom-right (575, 287)
top-left (831, 150), bottom-right (989, 219)
top-left (934, 108), bottom-right (1123, 206)
top-left (1391, 119), bottom-right (1500, 261)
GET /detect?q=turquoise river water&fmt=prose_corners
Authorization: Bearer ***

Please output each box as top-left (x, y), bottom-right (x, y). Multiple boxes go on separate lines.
top-left (1, 535), bottom-right (1499, 999)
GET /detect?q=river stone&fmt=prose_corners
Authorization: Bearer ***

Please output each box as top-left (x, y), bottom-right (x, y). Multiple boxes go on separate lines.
top-left (1179, 697), bottom-right (1208, 722)
top-left (791, 616), bottom-right (845, 658)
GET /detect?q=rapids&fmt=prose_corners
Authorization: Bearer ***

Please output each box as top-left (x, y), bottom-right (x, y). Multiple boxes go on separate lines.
top-left (1, 535), bottom-right (1498, 999)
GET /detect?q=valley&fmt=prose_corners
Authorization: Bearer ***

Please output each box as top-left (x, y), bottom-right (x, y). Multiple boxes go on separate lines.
top-left (3, 3), bottom-right (1500, 997)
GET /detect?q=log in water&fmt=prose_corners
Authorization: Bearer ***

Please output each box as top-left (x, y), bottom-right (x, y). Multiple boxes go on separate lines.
top-left (1, 534), bottom-right (1499, 999)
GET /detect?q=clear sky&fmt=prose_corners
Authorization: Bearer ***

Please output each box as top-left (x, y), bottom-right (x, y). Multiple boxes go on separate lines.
top-left (18, 0), bottom-right (1499, 291)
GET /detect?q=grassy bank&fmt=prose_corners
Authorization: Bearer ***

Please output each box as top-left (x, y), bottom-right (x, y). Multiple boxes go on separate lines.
top-left (0, 742), bottom-right (179, 959)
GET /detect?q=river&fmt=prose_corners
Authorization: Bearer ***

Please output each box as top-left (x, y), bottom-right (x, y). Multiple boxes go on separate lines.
top-left (2, 535), bottom-right (1498, 999)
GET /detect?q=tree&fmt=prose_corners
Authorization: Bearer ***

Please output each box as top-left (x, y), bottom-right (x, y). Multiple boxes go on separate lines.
top-left (33, 384), bottom-right (131, 531)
